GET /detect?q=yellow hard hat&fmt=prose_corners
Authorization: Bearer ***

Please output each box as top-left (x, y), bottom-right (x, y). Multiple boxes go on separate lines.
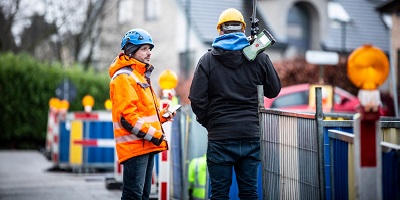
top-left (217, 8), bottom-right (246, 33)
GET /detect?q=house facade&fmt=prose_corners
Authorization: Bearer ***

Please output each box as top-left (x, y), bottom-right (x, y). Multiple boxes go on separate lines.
top-left (91, 0), bottom-right (393, 98)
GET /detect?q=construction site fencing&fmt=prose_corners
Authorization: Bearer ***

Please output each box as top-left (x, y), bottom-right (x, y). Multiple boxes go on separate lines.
top-left (260, 109), bottom-right (321, 199)
top-left (328, 129), bottom-right (400, 199)
top-left (258, 86), bottom-right (400, 200)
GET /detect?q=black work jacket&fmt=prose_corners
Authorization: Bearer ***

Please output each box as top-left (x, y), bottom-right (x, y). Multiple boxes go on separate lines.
top-left (189, 48), bottom-right (281, 141)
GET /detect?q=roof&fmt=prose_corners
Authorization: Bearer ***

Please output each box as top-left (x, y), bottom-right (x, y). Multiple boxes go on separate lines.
top-left (376, 0), bottom-right (400, 13)
top-left (177, 0), bottom-right (282, 47)
top-left (323, 0), bottom-right (390, 53)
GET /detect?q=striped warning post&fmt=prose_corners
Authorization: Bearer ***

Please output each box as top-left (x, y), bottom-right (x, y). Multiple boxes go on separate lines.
top-left (353, 111), bottom-right (382, 199)
top-left (159, 121), bottom-right (172, 200)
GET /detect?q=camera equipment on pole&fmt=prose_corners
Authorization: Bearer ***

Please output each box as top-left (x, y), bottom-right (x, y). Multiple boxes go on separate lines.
top-left (243, 0), bottom-right (276, 61)
top-left (250, 0), bottom-right (259, 40)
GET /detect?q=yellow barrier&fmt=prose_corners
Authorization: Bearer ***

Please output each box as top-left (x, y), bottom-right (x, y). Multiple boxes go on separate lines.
top-left (70, 120), bottom-right (83, 165)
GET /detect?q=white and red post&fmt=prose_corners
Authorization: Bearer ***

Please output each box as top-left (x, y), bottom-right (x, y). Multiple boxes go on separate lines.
top-left (158, 89), bottom-right (173, 200)
top-left (353, 90), bottom-right (382, 200)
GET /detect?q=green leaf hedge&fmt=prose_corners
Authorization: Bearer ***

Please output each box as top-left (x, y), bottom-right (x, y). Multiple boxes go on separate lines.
top-left (0, 52), bottom-right (110, 149)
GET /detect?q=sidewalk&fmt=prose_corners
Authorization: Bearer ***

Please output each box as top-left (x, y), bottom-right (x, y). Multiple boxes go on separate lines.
top-left (0, 150), bottom-right (121, 200)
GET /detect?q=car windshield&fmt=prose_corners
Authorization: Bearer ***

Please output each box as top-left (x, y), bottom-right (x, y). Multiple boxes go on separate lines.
top-left (271, 91), bottom-right (309, 108)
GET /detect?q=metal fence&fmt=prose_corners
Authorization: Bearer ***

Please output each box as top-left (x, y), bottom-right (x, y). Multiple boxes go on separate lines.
top-left (328, 129), bottom-right (400, 200)
top-left (260, 109), bottom-right (320, 200)
top-left (258, 86), bottom-right (400, 200)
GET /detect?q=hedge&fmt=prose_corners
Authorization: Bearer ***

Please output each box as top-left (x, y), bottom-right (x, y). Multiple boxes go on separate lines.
top-left (0, 52), bottom-right (110, 149)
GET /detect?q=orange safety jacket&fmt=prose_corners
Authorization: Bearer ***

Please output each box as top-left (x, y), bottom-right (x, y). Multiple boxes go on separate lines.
top-left (109, 53), bottom-right (168, 163)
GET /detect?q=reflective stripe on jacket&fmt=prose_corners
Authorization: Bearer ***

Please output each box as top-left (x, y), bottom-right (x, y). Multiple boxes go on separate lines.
top-left (188, 154), bottom-right (207, 199)
top-left (109, 53), bottom-right (168, 163)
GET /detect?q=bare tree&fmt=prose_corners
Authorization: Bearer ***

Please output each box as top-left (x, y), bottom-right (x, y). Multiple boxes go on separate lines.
top-left (273, 56), bottom-right (358, 95)
top-left (40, 0), bottom-right (107, 69)
top-left (0, 0), bottom-right (20, 53)
top-left (19, 14), bottom-right (57, 55)
top-left (0, 0), bottom-right (108, 70)
top-left (76, 0), bottom-right (107, 70)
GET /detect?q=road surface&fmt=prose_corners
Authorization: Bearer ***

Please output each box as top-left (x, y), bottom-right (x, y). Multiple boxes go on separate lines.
top-left (0, 150), bottom-right (121, 200)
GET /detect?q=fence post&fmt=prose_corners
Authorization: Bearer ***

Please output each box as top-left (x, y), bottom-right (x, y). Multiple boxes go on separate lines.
top-left (353, 109), bottom-right (382, 199)
top-left (257, 85), bottom-right (264, 110)
top-left (315, 87), bottom-right (326, 200)
top-left (257, 85), bottom-right (265, 199)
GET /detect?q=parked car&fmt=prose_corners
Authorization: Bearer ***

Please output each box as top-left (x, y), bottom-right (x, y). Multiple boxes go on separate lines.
top-left (264, 83), bottom-right (359, 113)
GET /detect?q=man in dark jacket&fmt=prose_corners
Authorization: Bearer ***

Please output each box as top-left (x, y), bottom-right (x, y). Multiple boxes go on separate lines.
top-left (189, 8), bottom-right (281, 199)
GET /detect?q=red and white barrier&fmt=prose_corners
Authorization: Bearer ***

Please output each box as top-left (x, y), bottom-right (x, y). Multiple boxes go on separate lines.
top-left (73, 139), bottom-right (115, 147)
top-left (68, 111), bottom-right (112, 121)
top-left (45, 109), bottom-right (63, 164)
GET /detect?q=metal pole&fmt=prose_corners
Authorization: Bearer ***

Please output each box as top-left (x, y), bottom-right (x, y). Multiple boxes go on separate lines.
top-left (315, 87), bottom-right (326, 200)
top-left (257, 85), bottom-right (264, 109)
top-left (389, 30), bottom-right (399, 117)
top-left (184, 0), bottom-right (191, 79)
top-left (319, 65), bottom-right (324, 84)
top-left (257, 85), bottom-right (265, 200)
top-left (341, 22), bottom-right (347, 52)
top-left (182, 108), bottom-right (190, 200)
top-left (63, 78), bottom-right (69, 101)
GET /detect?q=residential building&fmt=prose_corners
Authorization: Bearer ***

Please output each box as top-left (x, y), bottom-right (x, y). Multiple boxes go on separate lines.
top-left (90, 0), bottom-right (392, 97)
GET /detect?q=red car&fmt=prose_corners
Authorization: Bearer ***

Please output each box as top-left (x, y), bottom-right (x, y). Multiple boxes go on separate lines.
top-left (264, 83), bottom-right (360, 113)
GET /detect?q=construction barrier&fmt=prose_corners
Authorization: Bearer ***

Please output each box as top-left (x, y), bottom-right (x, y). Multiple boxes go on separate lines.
top-left (322, 115), bottom-right (400, 199)
top-left (328, 129), bottom-right (400, 200)
top-left (46, 110), bottom-right (115, 172)
top-left (260, 108), bottom-right (400, 200)
top-left (260, 109), bottom-right (320, 199)
top-left (45, 109), bottom-right (62, 162)
top-left (258, 86), bottom-right (400, 200)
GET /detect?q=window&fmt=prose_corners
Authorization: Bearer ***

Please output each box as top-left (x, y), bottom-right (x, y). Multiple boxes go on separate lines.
top-left (145, 0), bottom-right (161, 20)
top-left (118, 0), bottom-right (134, 24)
top-left (287, 3), bottom-right (310, 52)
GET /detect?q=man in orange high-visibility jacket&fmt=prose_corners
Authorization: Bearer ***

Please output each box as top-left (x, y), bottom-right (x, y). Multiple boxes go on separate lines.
top-left (109, 28), bottom-right (176, 200)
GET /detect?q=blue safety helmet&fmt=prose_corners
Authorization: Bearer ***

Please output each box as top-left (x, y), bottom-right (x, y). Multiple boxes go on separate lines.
top-left (121, 28), bottom-right (154, 50)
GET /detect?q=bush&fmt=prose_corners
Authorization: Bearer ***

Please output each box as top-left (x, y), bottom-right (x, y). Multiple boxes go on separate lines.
top-left (0, 52), bottom-right (110, 149)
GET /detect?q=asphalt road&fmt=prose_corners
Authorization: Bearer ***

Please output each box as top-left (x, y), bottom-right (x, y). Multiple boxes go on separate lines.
top-left (0, 150), bottom-right (121, 200)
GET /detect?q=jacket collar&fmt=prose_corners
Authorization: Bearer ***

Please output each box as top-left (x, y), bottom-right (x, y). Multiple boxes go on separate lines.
top-left (109, 53), bottom-right (152, 78)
